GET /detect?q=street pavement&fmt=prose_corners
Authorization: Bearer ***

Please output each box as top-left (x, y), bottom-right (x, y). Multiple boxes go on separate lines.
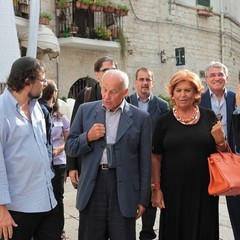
top-left (63, 179), bottom-right (234, 240)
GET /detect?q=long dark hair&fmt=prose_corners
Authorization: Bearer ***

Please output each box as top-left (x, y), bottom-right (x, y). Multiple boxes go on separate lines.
top-left (52, 100), bottom-right (62, 120)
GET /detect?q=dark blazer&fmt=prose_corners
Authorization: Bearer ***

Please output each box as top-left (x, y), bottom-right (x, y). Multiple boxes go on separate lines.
top-left (200, 89), bottom-right (236, 151)
top-left (66, 83), bottom-right (101, 172)
top-left (232, 113), bottom-right (240, 152)
top-left (65, 100), bottom-right (152, 218)
top-left (126, 93), bottom-right (170, 133)
top-left (71, 83), bottom-right (102, 124)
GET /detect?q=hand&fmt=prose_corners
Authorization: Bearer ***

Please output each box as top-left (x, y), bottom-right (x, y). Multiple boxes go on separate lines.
top-left (135, 204), bottom-right (145, 219)
top-left (0, 205), bottom-right (18, 240)
top-left (87, 124), bottom-right (105, 142)
top-left (152, 189), bottom-right (165, 209)
top-left (52, 147), bottom-right (59, 157)
top-left (211, 121), bottom-right (225, 145)
top-left (69, 170), bottom-right (79, 189)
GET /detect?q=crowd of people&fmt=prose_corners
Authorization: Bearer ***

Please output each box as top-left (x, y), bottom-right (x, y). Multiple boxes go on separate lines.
top-left (0, 55), bottom-right (240, 240)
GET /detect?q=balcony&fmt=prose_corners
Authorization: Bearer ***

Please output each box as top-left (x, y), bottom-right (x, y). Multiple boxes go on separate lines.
top-left (13, 0), bottom-right (128, 52)
top-left (58, 37), bottom-right (119, 50)
top-left (55, 1), bottom-right (128, 51)
top-left (13, 0), bottom-right (30, 19)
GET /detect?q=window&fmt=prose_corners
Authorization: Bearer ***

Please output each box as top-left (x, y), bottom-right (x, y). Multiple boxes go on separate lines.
top-left (197, 0), bottom-right (210, 7)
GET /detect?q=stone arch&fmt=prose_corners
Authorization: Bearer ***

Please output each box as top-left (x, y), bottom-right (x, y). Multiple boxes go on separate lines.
top-left (68, 76), bottom-right (97, 99)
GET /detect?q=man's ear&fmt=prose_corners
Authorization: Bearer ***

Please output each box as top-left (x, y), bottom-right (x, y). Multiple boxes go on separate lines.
top-left (225, 75), bottom-right (229, 83)
top-left (96, 71), bottom-right (101, 81)
top-left (25, 78), bottom-right (32, 86)
top-left (123, 88), bottom-right (128, 97)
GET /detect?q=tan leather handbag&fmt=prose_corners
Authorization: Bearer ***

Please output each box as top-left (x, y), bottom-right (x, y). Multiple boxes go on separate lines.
top-left (208, 144), bottom-right (240, 196)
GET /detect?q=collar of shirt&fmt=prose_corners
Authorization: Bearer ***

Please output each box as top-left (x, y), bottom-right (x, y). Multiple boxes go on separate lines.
top-left (209, 88), bottom-right (228, 99)
top-left (137, 93), bottom-right (151, 112)
top-left (103, 98), bottom-right (125, 113)
top-left (5, 88), bottom-right (37, 115)
top-left (137, 93), bottom-right (152, 103)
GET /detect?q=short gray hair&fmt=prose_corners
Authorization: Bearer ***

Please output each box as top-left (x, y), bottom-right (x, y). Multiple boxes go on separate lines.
top-left (205, 61), bottom-right (228, 77)
top-left (102, 69), bottom-right (129, 90)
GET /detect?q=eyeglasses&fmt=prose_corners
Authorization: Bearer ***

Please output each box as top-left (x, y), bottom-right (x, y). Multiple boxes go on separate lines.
top-left (37, 78), bottom-right (47, 83)
top-left (216, 113), bottom-right (223, 121)
top-left (212, 113), bottom-right (223, 127)
top-left (137, 78), bottom-right (153, 82)
top-left (99, 68), bottom-right (116, 73)
top-left (54, 89), bottom-right (59, 92)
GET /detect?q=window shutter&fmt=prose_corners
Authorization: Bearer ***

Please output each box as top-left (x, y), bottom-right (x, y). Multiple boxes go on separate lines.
top-left (197, 0), bottom-right (210, 7)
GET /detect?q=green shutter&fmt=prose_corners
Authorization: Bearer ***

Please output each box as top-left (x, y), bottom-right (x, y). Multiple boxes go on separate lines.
top-left (197, 0), bottom-right (210, 7)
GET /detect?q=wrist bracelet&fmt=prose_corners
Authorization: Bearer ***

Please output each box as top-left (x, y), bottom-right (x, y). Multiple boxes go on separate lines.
top-left (151, 182), bottom-right (160, 190)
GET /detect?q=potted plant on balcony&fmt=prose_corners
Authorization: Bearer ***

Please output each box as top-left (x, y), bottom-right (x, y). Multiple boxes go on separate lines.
top-left (103, 1), bottom-right (116, 13)
top-left (80, 0), bottom-right (92, 10)
top-left (76, 0), bottom-right (81, 9)
top-left (39, 12), bottom-right (53, 25)
top-left (69, 22), bottom-right (79, 33)
top-left (119, 4), bottom-right (129, 16)
top-left (92, 26), bottom-right (112, 40)
top-left (90, 0), bottom-right (104, 12)
top-left (56, 0), bottom-right (70, 9)
top-left (114, 4), bottom-right (121, 16)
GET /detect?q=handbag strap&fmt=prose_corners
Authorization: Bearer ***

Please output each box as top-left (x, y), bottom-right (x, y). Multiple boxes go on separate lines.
top-left (216, 142), bottom-right (240, 164)
top-left (217, 142), bottom-right (231, 153)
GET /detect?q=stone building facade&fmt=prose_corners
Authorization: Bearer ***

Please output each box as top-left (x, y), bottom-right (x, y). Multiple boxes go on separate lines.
top-left (40, 0), bottom-right (240, 98)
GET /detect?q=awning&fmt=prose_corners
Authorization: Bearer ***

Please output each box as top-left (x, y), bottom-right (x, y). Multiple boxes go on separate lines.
top-left (17, 24), bottom-right (60, 59)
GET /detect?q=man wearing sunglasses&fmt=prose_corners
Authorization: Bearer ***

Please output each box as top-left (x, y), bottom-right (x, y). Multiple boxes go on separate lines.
top-left (67, 56), bottom-right (117, 188)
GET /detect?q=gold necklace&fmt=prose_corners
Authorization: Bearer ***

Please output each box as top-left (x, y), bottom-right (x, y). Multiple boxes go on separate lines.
top-left (173, 105), bottom-right (199, 125)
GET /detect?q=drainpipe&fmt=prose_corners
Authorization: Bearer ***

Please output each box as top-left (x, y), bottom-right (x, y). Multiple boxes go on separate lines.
top-left (220, 0), bottom-right (224, 63)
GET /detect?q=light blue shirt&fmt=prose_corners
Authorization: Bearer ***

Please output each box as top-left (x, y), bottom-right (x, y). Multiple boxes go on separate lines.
top-left (137, 94), bottom-right (151, 112)
top-left (100, 100), bottom-right (124, 164)
top-left (210, 89), bottom-right (227, 138)
top-left (0, 88), bottom-right (57, 212)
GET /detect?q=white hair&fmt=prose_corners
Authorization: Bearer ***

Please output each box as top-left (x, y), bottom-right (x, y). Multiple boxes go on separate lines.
top-left (102, 69), bottom-right (129, 90)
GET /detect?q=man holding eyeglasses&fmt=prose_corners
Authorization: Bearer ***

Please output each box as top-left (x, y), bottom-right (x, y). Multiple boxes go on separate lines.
top-left (126, 67), bottom-right (169, 240)
top-left (67, 56), bottom-right (117, 188)
top-left (0, 57), bottom-right (61, 240)
top-left (200, 61), bottom-right (240, 240)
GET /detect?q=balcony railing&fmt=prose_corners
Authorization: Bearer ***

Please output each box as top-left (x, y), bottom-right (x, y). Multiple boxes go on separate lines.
top-left (13, 0), bottom-right (30, 19)
top-left (13, 1), bottom-right (128, 50)
top-left (55, 1), bottom-right (127, 43)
